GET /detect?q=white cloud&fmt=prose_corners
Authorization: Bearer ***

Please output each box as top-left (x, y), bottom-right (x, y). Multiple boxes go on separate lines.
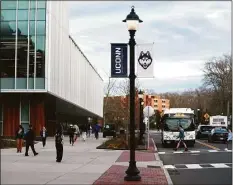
top-left (68, 1), bottom-right (231, 92)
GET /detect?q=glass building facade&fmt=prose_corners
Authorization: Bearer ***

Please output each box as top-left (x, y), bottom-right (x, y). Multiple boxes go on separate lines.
top-left (0, 0), bottom-right (46, 90)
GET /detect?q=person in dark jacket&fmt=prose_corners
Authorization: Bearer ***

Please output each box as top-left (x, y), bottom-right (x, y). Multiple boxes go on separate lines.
top-left (94, 124), bottom-right (100, 140)
top-left (55, 123), bottom-right (64, 162)
top-left (40, 126), bottom-right (48, 147)
top-left (24, 124), bottom-right (38, 156)
top-left (68, 125), bottom-right (75, 146)
top-left (15, 125), bottom-right (24, 153)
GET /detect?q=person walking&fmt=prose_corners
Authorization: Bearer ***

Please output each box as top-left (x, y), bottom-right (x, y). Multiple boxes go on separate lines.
top-left (73, 124), bottom-right (80, 142)
top-left (94, 123), bottom-right (100, 140)
top-left (174, 125), bottom-right (188, 151)
top-left (68, 125), bottom-right (75, 146)
top-left (24, 124), bottom-right (38, 156)
top-left (81, 124), bottom-right (87, 142)
top-left (55, 123), bottom-right (64, 162)
top-left (225, 128), bottom-right (232, 150)
top-left (40, 126), bottom-right (48, 147)
top-left (15, 125), bottom-right (24, 153)
top-left (87, 124), bottom-right (91, 138)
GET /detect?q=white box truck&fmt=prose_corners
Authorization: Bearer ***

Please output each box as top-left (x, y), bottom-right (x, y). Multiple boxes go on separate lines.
top-left (209, 115), bottom-right (228, 128)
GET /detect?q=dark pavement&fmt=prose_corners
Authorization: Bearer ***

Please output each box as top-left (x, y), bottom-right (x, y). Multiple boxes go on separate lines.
top-left (151, 132), bottom-right (232, 185)
top-left (168, 168), bottom-right (232, 185)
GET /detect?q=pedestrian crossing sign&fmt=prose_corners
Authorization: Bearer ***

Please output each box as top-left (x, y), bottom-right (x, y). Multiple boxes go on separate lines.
top-left (204, 113), bottom-right (210, 120)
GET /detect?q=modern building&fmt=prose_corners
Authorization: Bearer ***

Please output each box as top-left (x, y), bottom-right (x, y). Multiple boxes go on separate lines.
top-left (0, 1), bottom-right (104, 136)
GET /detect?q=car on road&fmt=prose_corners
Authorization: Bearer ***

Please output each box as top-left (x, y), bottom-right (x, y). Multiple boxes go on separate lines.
top-left (208, 127), bottom-right (228, 143)
top-left (196, 125), bottom-right (215, 139)
top-left (103, 124), bottom-right (116, 138)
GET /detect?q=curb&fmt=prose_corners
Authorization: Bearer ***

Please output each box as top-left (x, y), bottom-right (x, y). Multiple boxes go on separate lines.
top-left (151, 138), bottom-right (174, 185)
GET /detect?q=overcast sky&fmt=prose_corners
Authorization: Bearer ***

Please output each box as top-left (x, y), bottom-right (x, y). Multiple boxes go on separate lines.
top-left (68, 1), bottom-right (231, 93)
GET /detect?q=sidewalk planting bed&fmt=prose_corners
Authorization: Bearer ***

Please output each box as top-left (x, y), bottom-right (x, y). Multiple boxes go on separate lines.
top-left (96, 137), bottom-right (147, 150)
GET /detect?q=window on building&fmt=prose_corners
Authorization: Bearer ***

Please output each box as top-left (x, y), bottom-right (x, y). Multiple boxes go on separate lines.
top-left (17, 9), bottom-right (29, 21)
top-left (0, 104), bottom-right (3, 136)
top-left (154, 99), bottom-right (158, 103)
top-left (18, 1), bottom-right (29, 10)
top-left (1, 9), bottom-right (16, 21)
top-left (21, 99), bottom-right (30, 133)
top-left (37, 1), bottom-right (46, 9)
top-left (36, 35), bottom-right (45, 78)
top-left (162, 105), bottom-right (166, 108)
top-left (0, 21), bottom-right (16, 78)
top-left (154, 105), bottom-right (158, 107)
top-left (1, 1), bottom-right (17, 9)
top-left (162, 100), bottom-right (166, 103)
top-left (37, 9), bottom-right (46, 20)
top-left (36, 21), bottom-right (46, 35)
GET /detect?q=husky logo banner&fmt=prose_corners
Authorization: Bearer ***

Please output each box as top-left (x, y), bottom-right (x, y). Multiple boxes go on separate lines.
top-left (138, 51), bottom-right (153, 69)
top-left (136, 43), bottom-right (155, 78)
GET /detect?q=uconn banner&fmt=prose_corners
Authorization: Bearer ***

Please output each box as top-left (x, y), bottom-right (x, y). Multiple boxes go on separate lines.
top-left (111, 43), bottom-right (128, 78)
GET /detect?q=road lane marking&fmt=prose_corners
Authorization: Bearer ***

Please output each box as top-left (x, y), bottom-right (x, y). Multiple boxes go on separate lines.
top-left (186, 164), bottom-right (202, 169)
top-left (211, 163), bottom-right (230, 168)
top-left (196, 140), bottom-right (220, 150)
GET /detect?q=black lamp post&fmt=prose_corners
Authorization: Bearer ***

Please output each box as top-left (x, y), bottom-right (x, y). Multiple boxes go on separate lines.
top-left (138, 90), bottom-right (144, 145)
top-left (123, 6), bottom-right (142, 181)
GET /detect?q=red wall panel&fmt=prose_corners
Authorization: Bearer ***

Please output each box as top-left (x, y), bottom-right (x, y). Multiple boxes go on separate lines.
top-left (30, 99), bottom-right (45, 136)
top-left (3, 96), bottom-right (20, 136)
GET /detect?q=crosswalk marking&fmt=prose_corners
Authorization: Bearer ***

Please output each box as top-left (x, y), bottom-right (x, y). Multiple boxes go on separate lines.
top-left (158, 152), bottom-right (166, 154)
top-left (210, 163), bottom-right (230, 168)
top-left (164, 165), bottom-right (176, 169)
top-left (186, 164), bottom-right (202, 169)
top-left (164, 163), bottom-right (232, 170)
top-left (190, 151), bottom-right (200, 153)
top-left (158, 149), bottom-right (231, 155)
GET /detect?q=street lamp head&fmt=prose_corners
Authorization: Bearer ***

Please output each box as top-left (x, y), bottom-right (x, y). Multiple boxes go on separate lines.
top-left (138, 89), bottom-right (144, 99)
top-left (123, 6), bottom-right (143, 31)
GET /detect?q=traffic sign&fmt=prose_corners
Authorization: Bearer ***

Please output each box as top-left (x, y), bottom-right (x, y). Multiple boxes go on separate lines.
top-left (143, 106), bottom-right (154, 117)
top-left (204, 113), bottom-right (210, 120)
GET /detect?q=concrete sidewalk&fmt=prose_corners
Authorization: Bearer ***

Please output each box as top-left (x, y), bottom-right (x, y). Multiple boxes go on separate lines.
top-left (1, 135), bottom-right (122, 184)
top-left (1, 134), bottom-right (172, 185)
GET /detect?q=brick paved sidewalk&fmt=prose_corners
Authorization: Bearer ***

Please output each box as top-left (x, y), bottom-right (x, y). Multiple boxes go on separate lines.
top-left (93, 165), bottom-right (168, 185)
top-left (93, 138), bottom-right (169, 185)
top-left (116, 151), bottom-right (156, 162)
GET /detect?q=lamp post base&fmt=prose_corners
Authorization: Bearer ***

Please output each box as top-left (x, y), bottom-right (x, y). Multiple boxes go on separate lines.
top-left (124, 161), bottom-right (141, 181)
top-left (124, 174), bottom-right (141, 181)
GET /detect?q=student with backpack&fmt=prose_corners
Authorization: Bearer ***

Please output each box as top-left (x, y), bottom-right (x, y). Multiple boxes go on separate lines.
top-left (174, 125), bottom-right (188, 151)
top-left (55, 123), bottom-right (64, 162)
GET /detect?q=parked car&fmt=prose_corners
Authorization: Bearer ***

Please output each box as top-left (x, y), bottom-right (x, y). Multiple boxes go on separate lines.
top-left (196, 125), bottom-right (215, 139)
top-left (103, 124), bottom-right (116, 138)
top-left (208, 127), bottom-right (228, 143)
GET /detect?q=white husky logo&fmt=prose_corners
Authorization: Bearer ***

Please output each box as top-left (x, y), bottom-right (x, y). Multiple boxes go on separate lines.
top-left (138, 51), bottom-right (153, 69)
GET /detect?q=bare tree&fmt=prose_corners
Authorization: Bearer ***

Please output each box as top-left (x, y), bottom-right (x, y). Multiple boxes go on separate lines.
top-left (203, 54), bottom-right (232, 115)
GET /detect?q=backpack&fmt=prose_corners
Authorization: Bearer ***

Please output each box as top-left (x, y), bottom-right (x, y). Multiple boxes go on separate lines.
top-left (179, 128), bottom-right (185, 139)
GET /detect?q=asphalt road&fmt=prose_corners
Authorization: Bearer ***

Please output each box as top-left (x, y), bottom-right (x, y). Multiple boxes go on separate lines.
top-left (151, 132), bottom-right (232, 185)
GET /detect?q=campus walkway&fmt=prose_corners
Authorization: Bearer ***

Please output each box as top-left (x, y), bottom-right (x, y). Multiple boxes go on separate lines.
top-left (1, 133), bottom-right (171, 185)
